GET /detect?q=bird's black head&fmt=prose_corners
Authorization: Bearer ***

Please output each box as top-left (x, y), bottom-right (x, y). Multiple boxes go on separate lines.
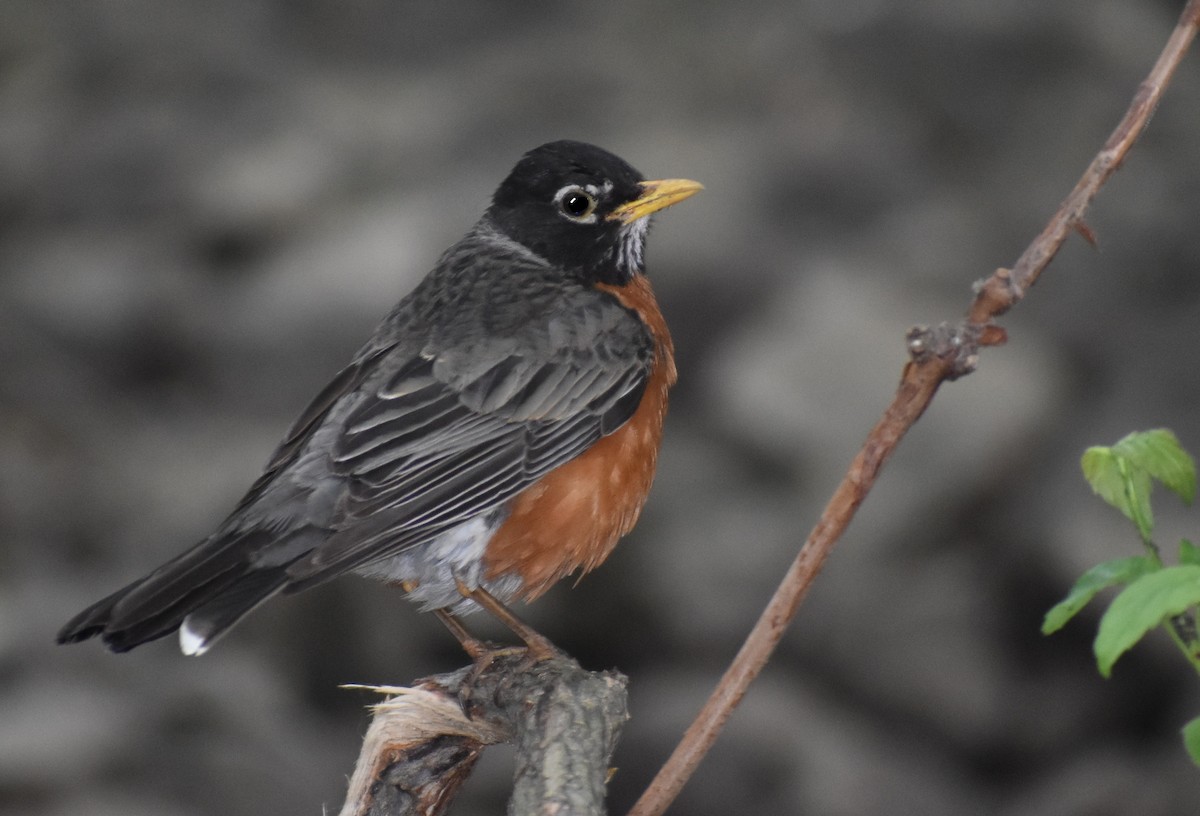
top-left (486, 140), bottom-right (702, 287)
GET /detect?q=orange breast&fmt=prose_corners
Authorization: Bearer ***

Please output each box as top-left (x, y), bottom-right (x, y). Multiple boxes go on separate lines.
top-left (482, 275), bottom-right (677, 600)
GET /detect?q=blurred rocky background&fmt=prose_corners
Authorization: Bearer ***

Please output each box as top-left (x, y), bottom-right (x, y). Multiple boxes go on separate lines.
top-left (4, 1), bottom-right (1200, 814)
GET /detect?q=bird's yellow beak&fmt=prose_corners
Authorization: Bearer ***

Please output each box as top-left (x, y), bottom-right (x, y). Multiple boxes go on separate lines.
top-left (607, 178), bottom-right (704, 224)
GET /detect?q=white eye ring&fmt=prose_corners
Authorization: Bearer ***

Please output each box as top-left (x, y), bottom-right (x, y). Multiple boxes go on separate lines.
top-left (554, 185), bottom-right (598, 223)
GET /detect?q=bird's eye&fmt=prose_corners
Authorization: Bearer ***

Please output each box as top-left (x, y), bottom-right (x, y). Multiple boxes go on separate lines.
top-left (555, 186), bottom-right (597, 220)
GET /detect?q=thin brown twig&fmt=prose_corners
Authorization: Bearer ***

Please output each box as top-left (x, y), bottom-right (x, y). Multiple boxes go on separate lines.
top-left (626, 3), bottom-right (1200, 815)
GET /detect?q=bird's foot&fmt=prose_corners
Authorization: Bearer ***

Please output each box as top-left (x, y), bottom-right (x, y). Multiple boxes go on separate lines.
top-left (452, 577), bottom-right (562, 663)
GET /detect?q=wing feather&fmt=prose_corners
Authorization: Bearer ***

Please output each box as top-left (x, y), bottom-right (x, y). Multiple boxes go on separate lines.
top-left (286, 325), bottom-right (651, 586)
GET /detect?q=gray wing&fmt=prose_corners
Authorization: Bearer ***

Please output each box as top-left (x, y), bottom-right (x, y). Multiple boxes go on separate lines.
top-left (282, 271), bottom-right (654, 587)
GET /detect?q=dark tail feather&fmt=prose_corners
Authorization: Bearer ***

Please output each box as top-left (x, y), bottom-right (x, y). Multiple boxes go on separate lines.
top-left (57, 584), bottom-right (140, 647)
top-left (56, 530), bottom-right (303, 654)
top-left (57, 581), bottom-right (211, 652)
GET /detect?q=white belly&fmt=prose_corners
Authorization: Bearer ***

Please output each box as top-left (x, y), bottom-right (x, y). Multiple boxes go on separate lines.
top-left (352, 512), bottom-right (524, 612)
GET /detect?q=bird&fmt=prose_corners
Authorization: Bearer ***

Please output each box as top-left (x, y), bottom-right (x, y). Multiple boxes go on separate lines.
top-left (57, 140), bottom-right (701, 658)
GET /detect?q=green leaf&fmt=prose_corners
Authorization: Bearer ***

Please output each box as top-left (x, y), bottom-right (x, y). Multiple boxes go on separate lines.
top-left (1183, 717), bottom-right (1200, 767)
top-left (1081, 446), bottom-right (1128, 515)
top-left (1122, 461), bottom-right (1155, 543)
top-left (1094, 565), bottom-right (1200, 677)
top-left (1081, 447), bottom-right (1154, 538)
top-left (1112, 429), bottom-right (1197, 505)
top-left (1043, 555), bottom-right (1157, 634)
top-left (1181, 540), bottom-right (1200, 567)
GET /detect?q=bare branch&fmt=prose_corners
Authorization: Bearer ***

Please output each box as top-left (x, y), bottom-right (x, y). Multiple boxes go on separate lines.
top-left (340, 654), bottom-right (629, 816)
top-left (338, 684), bottom-right (504, 816)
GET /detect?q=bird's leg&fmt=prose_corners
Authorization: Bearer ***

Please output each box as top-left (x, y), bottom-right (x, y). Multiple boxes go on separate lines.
top-left (399, 579), bottom-right (494, 662)
top-left (430, 605), bottom-right (518, 715)
top-left (453, 577), bottom-right (560, 662)
top-left (432, 608), bottom-right (493, 663)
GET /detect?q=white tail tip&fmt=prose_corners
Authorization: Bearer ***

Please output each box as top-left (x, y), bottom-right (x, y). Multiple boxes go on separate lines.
top-left (179, 619), bottom-right (211, 656)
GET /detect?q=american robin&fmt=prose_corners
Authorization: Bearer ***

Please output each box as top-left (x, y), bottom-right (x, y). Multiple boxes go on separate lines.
top-left (57, 140), bottom-right (701, 657)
